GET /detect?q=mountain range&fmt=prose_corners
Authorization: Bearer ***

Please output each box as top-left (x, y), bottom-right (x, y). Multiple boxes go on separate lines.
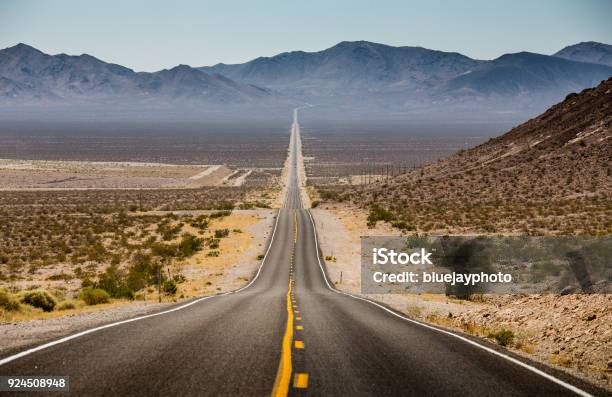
top-left (1, 41), bottom-right (611, 121)
top-left (0, 44), bottom-right (271, 105)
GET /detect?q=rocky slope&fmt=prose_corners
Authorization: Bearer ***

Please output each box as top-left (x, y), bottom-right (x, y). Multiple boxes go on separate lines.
top-left (337, 78), bottom-right (612, 235)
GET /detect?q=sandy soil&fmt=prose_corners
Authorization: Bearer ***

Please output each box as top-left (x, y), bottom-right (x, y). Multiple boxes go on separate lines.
top-left (0, 159), bottom-right (243, 189)
top-left (311, 203), bottom-right (611, 389)
top-left (176, 209), bottom-right (276, 297)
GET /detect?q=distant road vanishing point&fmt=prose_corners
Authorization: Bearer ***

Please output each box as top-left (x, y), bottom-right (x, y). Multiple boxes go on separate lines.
top-left (0, 109), bottom-right (604, 397)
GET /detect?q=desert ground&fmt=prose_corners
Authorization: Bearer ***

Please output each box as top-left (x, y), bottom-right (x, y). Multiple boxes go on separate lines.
top-left (0, 159), bottom-right (264, 190)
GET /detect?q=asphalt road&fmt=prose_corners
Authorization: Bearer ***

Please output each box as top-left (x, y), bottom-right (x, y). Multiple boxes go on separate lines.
top-left (0, 110), bottom-right (605, 397)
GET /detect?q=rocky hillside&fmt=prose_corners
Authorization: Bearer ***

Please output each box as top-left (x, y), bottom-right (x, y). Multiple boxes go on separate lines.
top-left (338, 78), bottom-right (612, 235)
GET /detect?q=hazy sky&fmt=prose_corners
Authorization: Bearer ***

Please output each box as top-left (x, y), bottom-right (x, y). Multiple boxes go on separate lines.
top-left (1, 0), bottom-right (611, 71)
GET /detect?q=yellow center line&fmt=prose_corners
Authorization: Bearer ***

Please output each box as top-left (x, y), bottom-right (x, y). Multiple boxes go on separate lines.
top-left (271, 209), bottom-right (300, 397)
top-left (271, 275), bottom-right (294, 397)
top-left (294, 373), bottom-right (309, 389)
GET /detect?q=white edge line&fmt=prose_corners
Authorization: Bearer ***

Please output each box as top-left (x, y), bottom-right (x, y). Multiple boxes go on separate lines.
top-left (0, 209), bottom-right (283, 367)
top-left (305, 210), bottom-right (592, 397)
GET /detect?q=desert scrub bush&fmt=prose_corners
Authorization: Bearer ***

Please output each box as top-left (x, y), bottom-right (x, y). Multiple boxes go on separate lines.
top-left (177, 233), bottom-right (203, 257)
top-left (162, 280), bottom-right (178, 295)
top-left (214, 229), bottom-right (230, 239)
top-left (172, 273), bottom-right (186, 283)
top-left (80, 287), bottom-right (110, 305)
top-left (391, 220), bottom-right (415, 231)
top-left (367, 205), bottom-right (394, 227)
top-left (206, 238), bottom-right (220, 249)
top-left (20, 290), bottom-right (56, 312)
top-left (151, 242), bottom-right (178, 258)
top-left (311, 200), bottom-right (320, 208)
top-left (190, 215), bottom-right (209, 231)
top-left (0, 289), bottom-right (21, 311)
top-left (97, 264), bottom-right (134, 299)
top-left (487, 329), bottom-right (515, 347)
top-left (206, 250), bottom-right (220, 257)
top-left (157, 221), bottom-right (183, 241)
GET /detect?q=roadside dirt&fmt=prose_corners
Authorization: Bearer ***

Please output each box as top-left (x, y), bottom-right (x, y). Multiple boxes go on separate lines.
top-left (176, 209), bottom-right (276, 298)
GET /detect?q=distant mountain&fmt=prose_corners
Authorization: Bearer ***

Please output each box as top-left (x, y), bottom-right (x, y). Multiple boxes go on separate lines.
top-left (200, 41), bottom-right (482, 96)
top-left (198, 41), bottom-right (612, 119)
top-left (1, 41), bottom-right (611, 121)
top-left (554, 41), bottom-right (612, 67)
top-left (0, 43), bottom-right (272, 104)
top-left (441, 51), bottom-right (612, 97)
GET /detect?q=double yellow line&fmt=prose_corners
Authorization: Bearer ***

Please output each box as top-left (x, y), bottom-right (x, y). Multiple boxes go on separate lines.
top-left (271, 210), bottom-right (299, 397)
top-left (272, 275), bottom-right (295, 396)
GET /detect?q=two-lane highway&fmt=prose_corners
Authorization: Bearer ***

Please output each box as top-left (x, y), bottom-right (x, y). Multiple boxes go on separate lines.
top-left (0, 109), bottom-right (604, 396)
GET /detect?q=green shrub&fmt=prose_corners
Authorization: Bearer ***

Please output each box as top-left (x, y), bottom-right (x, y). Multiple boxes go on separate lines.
top-left (214, 229), bottom-right (230, 239)
top-left (256, 254), bottom-right (265, 260)
top-left (311, 200), bottom-right (320, 208)
top-left (162, 280), bottom-right (177, 295)
top-left (79, 288), bottom-right (110, 305)
top-left (0, 289), bottom-right (20, 311)
top-left (151, 242), bottom-right (177, 258)
top-left (207, 250), bottom-right (220, 257)
top-left (487, 329), bottom-right (515, 346)
top-left (97, 264), bottom-right (134, 299)
top-left (367, 205), bottom-right (394, 227)
top-left (21, 290), bottom-right (56, 312)
top-left (157, 221), bottom-right (183, 241)
top-left (206, 238), bottom-right (220, 249)
top-left (178, 233), bottom-right (203, 257)
top-left (127, 252), bottom-right (157, 291)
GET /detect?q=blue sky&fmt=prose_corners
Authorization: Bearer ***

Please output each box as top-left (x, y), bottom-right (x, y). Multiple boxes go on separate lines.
top-left (1, 0), bottom-right (610, 71)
